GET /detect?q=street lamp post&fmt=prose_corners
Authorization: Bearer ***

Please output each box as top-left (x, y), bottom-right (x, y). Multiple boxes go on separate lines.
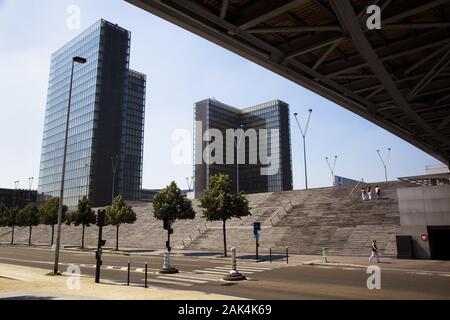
top-left (53, 56), bottom-right (86, 275)
top-left (376, 148), bottom-right (391, 182)
top-left (325, 156), bottom-right (338, 186)
top-left (234, 124), bottom-right (244, 193)
top-left (294, 109), bottom-right (312, 190)
top-left (111, 155), bottom-right (120, 203)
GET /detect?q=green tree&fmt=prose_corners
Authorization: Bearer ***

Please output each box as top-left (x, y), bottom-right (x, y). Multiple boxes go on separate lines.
top-left (105, 195), bottom-right (137, 251)
top-left (66, 196), bottom-right (96, 249)
top-left (39, 197), bottom-right (68, 246)
top-left (0, 206), bottom-right (19, 245)
top-left (153, 181), bottom-right (195, 251)
top-left (16, 203), bottom-right (40, 245)
top-left (199, 174), bottom-right (251, 257)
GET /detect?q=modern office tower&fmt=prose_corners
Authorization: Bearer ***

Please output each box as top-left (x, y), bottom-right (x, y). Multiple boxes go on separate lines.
top-left (38, 20), bottom-right (146, 208)
top-left (194, 99), bottom-right (293, 198)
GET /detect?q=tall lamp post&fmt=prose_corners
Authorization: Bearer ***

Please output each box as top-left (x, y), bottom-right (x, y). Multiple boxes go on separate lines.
top-left (294, 109), bottom-right (312, 190)
top-left (377, 148), bottom-right (391, 182)
top-left (325, 156), bottom-right (338, 186)
top-left (186, 176), bottom-right (194, 192)
top-left (234, 124), bottom-right (244, 193)
top-left (111, 155), bottom-right (120, 203)
top-left (53, 56), bottom-right (86, 275)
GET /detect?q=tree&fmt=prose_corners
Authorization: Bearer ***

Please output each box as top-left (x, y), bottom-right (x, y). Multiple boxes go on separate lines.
top-left (17, 203), bottom-right (40, 245)
top-left (39, 197), bottom-right (68, 246)
top-left (105, 195), bottom-right (137, 251)
top-left (199, 174), bottom-right (251, 257)
top-left (66, 196), bottom-right (96, 249)
top-left (153, 181), bottom-right (195, 251)
top-left (0, 206), bottom-right (19, 245)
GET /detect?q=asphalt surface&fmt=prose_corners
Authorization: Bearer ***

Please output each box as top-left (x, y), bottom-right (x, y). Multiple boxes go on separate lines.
top-left (1, 246), bottom-right (449, 299)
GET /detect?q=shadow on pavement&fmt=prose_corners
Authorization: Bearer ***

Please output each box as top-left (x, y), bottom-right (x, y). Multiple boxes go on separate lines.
top-left (0, 295), bottom-right (56, 300)
top-left (238, 254), bottom-right (287, 262)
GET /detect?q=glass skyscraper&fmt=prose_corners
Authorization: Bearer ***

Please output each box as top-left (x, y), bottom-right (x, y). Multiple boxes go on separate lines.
top-left (194, 99), bottom-right (292, 197)
top-left (38, 20), bottom-right (146, 208)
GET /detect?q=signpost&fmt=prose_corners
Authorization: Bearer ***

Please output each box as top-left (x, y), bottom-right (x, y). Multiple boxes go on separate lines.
top-left (95, 209), bottom-right (106, 283)
top-left (253, 222), bottom-right (260, 261)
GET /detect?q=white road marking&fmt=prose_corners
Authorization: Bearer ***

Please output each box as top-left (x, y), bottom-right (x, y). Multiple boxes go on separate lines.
top-left (212, 267), bottom-right (254, 274)
top-left (157, 275), bottom-right (207, 284)
top-left (149, 278), bottom-right (192, 287)
top-left (193, 269), bottom-right (230, 275)
top-left (135, 268), bottom-right (144, 272)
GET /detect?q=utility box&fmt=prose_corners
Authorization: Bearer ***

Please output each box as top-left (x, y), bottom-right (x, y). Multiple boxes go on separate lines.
top-left (396, 235), bottom-right (413, 259)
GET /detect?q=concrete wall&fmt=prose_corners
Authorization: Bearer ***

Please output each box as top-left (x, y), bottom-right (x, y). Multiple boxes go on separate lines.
top-left (397, 185), bottom-right (450, 259)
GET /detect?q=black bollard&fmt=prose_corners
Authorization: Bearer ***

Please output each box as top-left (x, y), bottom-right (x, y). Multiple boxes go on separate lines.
top-left (269, 248), bottom-right (272, 263)
top-left (286, 247), bottom-right (289, 264)
top-left (127, 261), bottom-right (130, 286)
top-left (144, 262), bottom-right (148, 288)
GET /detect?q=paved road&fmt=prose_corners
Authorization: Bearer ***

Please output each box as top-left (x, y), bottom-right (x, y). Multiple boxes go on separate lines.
top-left (1, 246), bottom-right (449, 299)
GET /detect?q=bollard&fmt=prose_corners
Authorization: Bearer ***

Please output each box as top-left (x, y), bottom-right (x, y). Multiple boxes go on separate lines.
top-left (286, 247), bottom-right (289, 264)
top-left (223, 247), bottom-right (246, 281)
top-left (269, 248), bottom-right (272, 263)
top-left (144, 262), bottom-right (148, 288)
top-left (127, 261), bottom-right (130, 286)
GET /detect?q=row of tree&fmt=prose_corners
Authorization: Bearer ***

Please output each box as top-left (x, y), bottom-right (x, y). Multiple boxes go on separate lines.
top-left (0, 195), bottom-right (136, 251)
top-left (153, 173), bottom-right (250, 257)
top-left (0, 173), bottom-right (249, 257)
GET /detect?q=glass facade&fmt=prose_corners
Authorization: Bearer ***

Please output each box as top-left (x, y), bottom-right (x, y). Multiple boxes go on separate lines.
top-left (194, 99), bottom-right (293, 197)
top-left (120, 70), bottom-right (146, 201)
top-left (38, 20), bottom-right (146, 208)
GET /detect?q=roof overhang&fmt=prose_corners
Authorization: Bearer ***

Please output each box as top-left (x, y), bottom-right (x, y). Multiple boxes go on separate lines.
top-left (125, 0), bottom-right (450, 165)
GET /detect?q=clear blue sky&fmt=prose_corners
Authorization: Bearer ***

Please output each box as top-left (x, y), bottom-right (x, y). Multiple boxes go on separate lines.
top-left (0, 0), bottom-right (442, 191)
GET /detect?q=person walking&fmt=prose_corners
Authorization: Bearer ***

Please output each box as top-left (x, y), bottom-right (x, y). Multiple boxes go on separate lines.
top-left (369, 240), bottom-right (380, 263)
top-left (375, 185), bottom-right (381, 200)
top-left (367, 186), bottom-right (372, 200)
top-left (361, 187), bottom-right (367, 201)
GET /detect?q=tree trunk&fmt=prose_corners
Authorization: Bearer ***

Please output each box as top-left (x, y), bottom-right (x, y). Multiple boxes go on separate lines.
top-left (11, 225), bottom-right (15, 246)
top-left (116, 225), bottom-right (119, 251)
top-left (167, 221), bottom-right (171, 252)
top-left (51, 225), bottom-right (55, 246)
top-left (81, 224), bottom-right (85, 249)
top-left (28, 226), bottom-right (32, 246)
top-left (223, 220), bottom-right (227, 257)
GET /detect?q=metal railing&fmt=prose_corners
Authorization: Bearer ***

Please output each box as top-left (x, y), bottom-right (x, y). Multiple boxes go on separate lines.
top-left (348, 179), bottom-right (364, 200)
top-left (181, 222), bottom-right (208, 248)
top-left (269, 200), bottom-right (294, 226)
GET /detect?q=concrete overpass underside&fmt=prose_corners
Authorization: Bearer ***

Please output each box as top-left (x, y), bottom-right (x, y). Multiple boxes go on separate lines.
top-left (126, 0), bottom-right (450, 165)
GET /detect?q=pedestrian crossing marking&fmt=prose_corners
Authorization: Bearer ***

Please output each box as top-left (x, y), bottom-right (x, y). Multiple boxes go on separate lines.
top-left (157, 275), bottom-right (207, 284)
top-left (193, 269), bottom-right (230, 275)
top-left (149, 278), bottom-right (192, 287)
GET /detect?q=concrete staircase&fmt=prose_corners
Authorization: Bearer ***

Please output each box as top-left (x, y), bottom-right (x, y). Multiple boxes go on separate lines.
top-left (0, 181), bottom-right (411, 257)
top-left (186, 181), bottom-right (412, 257)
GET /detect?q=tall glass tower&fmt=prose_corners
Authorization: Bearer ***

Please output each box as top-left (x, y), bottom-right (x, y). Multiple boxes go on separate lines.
top-left (38, 20), bottom-right (146, 208)
top-left (194, 99), bottom-right (292, 198)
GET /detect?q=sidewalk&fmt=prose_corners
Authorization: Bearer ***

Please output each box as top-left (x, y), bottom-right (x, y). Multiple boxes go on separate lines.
top-left (0, 263), bottom-right (243, 300)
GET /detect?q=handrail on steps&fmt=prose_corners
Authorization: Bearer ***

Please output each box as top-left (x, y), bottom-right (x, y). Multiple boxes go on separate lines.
top-left (269, 200), bottom-right (294, 226)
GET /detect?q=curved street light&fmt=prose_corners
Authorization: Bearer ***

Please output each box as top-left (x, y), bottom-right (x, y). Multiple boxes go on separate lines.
top-left (294, 109), bottom-right (312, 190)
top-left (53, 56), bottom-right (87, 275)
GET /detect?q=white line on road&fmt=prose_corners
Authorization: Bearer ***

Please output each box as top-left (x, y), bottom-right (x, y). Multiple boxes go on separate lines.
top-left (157, 275), bottom-right (207, 284)
top-left (193, 269), bottom-right (230, 275)
top-left (148, 278), bottom-right (192, 287)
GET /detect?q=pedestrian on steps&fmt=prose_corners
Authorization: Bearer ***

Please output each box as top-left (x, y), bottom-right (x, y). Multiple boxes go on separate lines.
top-left (367, 186), bottom-right (372, 200)
top-left (375, 185), bottom-right (381, 200)
top-left (361, 187), bottom-right (367, 201)
top-left (369, 240), bottom-right (380, 263)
